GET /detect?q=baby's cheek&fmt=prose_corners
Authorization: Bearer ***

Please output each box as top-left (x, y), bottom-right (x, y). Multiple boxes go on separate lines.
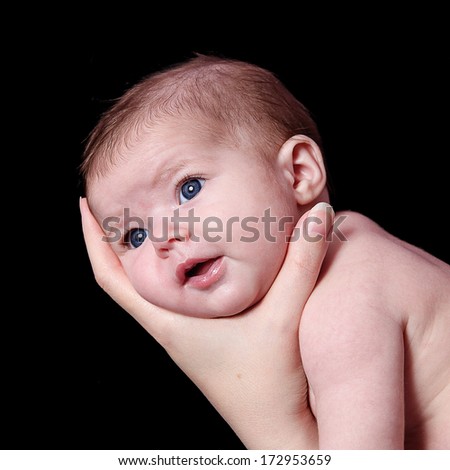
top-left (250, 236), bottom-right (289, 289)
top-left (120, 253), bottom-right (159, 303)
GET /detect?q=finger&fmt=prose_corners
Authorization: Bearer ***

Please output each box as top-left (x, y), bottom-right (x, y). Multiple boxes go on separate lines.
top-left (80, 197), bottom-right (175, 341)
top-left (263, 202), bottom-right (334, 319)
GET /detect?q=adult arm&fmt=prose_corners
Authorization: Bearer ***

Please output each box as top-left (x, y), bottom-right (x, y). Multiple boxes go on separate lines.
top-left (81, 198), bottom-right (333, 449)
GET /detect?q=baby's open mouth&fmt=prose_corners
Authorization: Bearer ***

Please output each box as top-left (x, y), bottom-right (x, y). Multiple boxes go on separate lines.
top-left (185, 258), bottom-right (220, 278)
top-left (177, 257), bottom-right (225, 288)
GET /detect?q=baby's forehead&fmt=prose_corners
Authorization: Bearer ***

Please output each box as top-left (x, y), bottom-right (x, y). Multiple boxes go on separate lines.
top-left (87, 125), bottom-right (223, 209)
top-left (86, 115), bottom-right (266, 215)
top-left (146, 116), bottom-right (230, 144)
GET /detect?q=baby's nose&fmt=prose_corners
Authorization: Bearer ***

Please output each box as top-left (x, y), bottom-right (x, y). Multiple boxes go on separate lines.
top-left (150, 221), bottom-right (190, 259)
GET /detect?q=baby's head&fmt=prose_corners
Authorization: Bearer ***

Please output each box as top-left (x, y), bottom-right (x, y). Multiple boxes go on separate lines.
top-left (82, 55), bottom-right (329, 318)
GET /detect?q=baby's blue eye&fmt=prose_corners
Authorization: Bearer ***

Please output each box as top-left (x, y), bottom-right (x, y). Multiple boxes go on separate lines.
top-left (125, 228), bottom-right (148, 249)
top-left (179, 178), bottom-right (205, 204)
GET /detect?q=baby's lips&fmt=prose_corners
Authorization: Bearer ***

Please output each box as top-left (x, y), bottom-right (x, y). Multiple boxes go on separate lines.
top-left (176, 258), bottom-right (210, 283)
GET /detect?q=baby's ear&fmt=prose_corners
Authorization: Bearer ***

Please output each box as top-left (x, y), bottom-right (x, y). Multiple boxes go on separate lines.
top-left (277, 135), bottom-right (327, 205)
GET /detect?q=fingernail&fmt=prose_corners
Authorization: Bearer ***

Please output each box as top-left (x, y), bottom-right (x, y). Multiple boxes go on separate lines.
top-left (311, 202), bottom-right (334, 217)
top-left (308, 202), bottom-right (334, 237)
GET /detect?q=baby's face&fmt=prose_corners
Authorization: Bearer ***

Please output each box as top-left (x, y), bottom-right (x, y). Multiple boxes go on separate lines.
top-left (89, 123), bottom-right (300, 317)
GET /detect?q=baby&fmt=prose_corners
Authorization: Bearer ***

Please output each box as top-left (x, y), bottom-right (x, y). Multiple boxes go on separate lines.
top-left (81, 55), bottom-right (450, 448)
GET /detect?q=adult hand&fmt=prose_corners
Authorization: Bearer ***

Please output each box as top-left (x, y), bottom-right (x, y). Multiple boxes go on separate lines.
top-left (80, 198), bottom-right (333, 449)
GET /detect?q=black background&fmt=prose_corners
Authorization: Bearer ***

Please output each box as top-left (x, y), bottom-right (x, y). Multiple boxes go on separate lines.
top-left (6, 12), bottom-right (449, 450)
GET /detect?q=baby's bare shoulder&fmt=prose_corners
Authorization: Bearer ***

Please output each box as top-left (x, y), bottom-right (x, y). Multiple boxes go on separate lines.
top-left (300, 212), bottom-right (400, 359)
top-left (306, 210), bottom-right (450, 324)
top-left (311, 211), bottom-right (396, 305)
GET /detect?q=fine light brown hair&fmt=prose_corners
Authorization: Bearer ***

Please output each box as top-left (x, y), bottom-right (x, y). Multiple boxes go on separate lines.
top-left (81, 54), bottom-right (324, 193)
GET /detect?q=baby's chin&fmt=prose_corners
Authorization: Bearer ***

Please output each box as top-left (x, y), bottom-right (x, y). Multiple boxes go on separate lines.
top-left (156, 292), bottom-right (264, 319)
top-left (171, 301), bottom-right (253, 319)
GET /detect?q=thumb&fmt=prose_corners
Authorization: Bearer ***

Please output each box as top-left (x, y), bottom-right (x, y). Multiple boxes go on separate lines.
top-left (263, 202), bottom-right (334, 318)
